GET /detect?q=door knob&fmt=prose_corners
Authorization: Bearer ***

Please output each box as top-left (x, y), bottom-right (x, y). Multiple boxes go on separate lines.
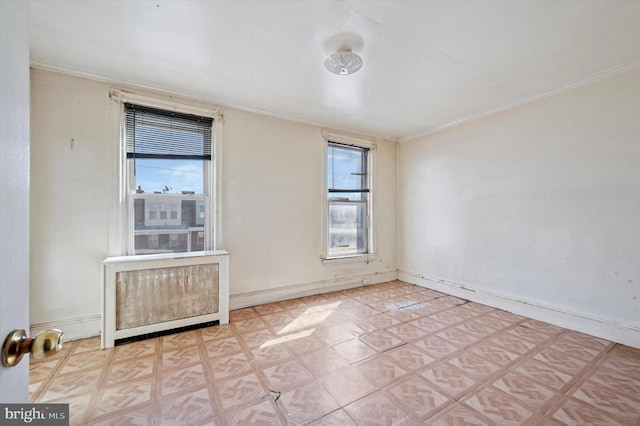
top-left (1, 329), bottom-right (64, 367)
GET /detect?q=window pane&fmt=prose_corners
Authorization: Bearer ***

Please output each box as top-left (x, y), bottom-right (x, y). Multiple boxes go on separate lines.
top-left (134, 232), bottom-right (188, 254)
top-left (132, 194), bottom-right (205, 255)
top-left (125, 102), bottom-right (213, 256)
top-left (327, 145), bottom-right (367, 191)
top-left (134, 158), bottom-right (204, 195)
top-left (328, 192), bottom-right (365, 202)
top-left (327, 142), bottom-right (369, 257)
top-left (328, 201), bottom-right (367, 256)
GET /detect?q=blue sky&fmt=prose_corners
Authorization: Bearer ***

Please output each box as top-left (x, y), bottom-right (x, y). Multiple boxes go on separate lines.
top-left (133, 142), bottom-right (364, 196)
top-left (328, 145), bottom-right (367, 200)
top-left (135, 159), bottom-right (204, 194)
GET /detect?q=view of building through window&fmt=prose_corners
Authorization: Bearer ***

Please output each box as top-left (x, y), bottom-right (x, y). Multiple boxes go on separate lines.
top-left (125, 103), bottom-right (212, 255)
top-left (327, 142), bottom-right (369, 257)
top-left (131, 192), bottom-right (206, 254)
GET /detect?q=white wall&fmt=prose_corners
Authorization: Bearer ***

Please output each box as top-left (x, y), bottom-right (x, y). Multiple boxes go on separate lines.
top-left (30, 70), bottom-right (112, 338)
top-left (223, 110), bottom-right (398, 302)
top-left (0, 0), bottom-right (30, 402)
top-left (399, 68), bottom-right (640, 347)
top-left (30, 69), bottom-right (398, 339)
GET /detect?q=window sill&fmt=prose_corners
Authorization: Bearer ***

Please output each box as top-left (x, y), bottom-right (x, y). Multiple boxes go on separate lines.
top-left (321, 253), bottom-right (377, 265)
top-left (104, 249), bottom-right (229, 264)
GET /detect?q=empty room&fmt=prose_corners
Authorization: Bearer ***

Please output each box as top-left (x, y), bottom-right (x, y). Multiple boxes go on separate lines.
top-left (1, 0), bottom-right (639, 424)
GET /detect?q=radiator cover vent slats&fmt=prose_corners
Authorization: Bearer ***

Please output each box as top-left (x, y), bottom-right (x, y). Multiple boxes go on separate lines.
top-left (116, 264), bottom-right (219, 329)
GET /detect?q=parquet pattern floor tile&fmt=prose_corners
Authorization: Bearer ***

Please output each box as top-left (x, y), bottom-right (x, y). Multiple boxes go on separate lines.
top-left (29, 280), bottom-right (640, 425)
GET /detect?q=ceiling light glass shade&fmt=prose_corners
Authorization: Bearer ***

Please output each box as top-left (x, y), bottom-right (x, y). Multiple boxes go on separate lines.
top-left (324, 51), bottom-right (363, 75)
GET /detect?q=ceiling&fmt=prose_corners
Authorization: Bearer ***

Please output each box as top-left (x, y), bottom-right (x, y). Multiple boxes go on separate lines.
top-left (29, 0), bottom-right (640, 141)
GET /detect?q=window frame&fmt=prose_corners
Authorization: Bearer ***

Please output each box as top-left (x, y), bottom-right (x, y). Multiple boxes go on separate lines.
top-left (109, 90), bottom-right (223, 256)
top-left (321, 131), bottom-right (376, 263)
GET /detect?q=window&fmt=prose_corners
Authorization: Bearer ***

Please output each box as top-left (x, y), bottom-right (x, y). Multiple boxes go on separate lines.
top-left (327, 142), bottom-right (370, 257)
top-left (125, 103), bottom-right (214, 255)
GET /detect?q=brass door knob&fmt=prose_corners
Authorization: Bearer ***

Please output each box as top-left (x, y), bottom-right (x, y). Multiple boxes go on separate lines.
top-left (1, 329), bottom-right (64, 367)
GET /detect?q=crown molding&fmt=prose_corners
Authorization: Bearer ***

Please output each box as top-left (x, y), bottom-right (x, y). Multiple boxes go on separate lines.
top-left (30, 59), bottom-right (388, 143)
top-left (400, 58), bottom-right (640, 142)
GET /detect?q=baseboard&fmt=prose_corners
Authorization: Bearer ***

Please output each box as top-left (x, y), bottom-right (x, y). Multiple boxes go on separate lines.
top-left (31, 315), bottom-right (102, 342)
top-left (32, 269), bottom-right (638, 348)
top-left (399, 270), bottom-right (640, 349)
top-left (30, 270), bottom-right (399, 341)
top-left (230, 269), bottom-right (399, 310)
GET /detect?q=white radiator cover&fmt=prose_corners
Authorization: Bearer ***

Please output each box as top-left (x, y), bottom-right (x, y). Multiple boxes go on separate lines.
top-left (102, 250), bottom-right (229, 348)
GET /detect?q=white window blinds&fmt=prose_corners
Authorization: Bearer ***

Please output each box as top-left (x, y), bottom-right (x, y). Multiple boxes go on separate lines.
top-left (125, 103), bottom-right (213, 160)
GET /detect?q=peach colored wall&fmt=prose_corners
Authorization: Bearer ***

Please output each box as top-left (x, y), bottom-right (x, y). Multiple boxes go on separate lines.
top-left (30, 69), bottom-right (398, 339)
top-left (399, 68), bottom-right (640, 347)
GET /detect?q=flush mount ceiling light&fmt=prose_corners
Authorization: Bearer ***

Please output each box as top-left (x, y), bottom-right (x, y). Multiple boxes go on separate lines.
top-left (324, 51), bottom-right (363, 75)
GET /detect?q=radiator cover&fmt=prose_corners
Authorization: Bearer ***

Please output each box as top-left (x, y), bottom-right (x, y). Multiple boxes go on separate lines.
top-left (102, 250), bottom-right (229, 348)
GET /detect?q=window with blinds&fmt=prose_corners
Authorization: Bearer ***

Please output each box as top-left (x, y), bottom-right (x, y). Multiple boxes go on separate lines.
top-left (125, 103), bottom-right (214, 255)
top-left (327, 142), bottom-right (370, 257)
top-left (125, 103), bottom-right (212, 160)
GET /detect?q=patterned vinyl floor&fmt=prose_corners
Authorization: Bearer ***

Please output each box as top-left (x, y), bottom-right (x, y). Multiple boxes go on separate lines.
top-left (29, 280), bottom-right (640, 425)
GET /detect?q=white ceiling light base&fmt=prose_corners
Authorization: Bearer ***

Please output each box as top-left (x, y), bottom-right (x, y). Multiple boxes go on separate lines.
top-left (324, 51), bottom-right (363, 75)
